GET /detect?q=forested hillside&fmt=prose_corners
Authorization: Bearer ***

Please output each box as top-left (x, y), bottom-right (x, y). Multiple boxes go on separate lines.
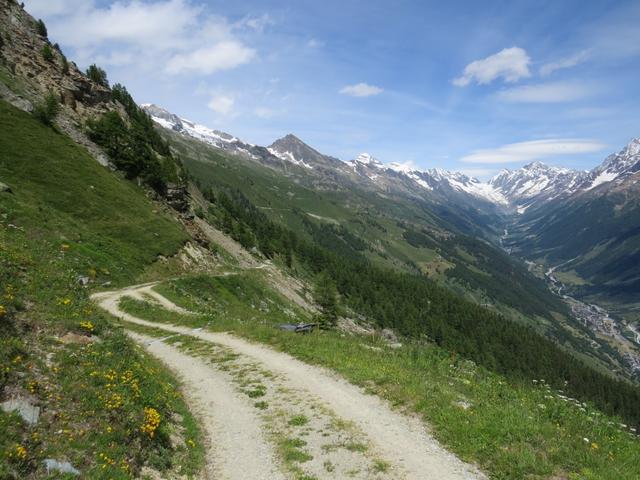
top-left (188, 177), bottom-right (640, 428)
top-left (506, 175), bottom-right (640, 311)
top-left (161, 129), bottom-right (636, 378)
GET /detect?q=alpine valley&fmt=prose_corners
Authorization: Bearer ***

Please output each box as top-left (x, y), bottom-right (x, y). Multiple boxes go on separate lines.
top-left (2, 1), bottom-right (640, 478)
top-left (144, 103), bottom-right (640, 378)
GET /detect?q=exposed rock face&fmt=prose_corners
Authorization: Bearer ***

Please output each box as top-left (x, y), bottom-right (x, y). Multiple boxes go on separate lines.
top-left (0, 0), bottom-right (113, 117)
top-left (165, 183), bottom-right (190, 213)
top-left (0, 0), bottom-right (123, 168)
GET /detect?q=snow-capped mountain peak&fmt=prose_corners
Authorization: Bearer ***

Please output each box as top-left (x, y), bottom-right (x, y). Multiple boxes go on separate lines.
top-left (142, 103), bottom-right (638, 214)
top-left (489, 161), bottom-right (586, 207)
top-left (583, 138), bottom-right (640, 191)
top-left (353, 152), bottom-right (384, 167)
top-left (141, 104), bottom-right (251, 153)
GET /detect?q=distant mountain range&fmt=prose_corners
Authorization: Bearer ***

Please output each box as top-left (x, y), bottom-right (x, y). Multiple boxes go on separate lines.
top-left (143, 103), bottom-right (640, 346)
top-left (142, 104), bottom-right (640, 216)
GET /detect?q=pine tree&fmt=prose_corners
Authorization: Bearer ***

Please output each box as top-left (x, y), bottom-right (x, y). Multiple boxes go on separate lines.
top-left (35, 19), bottom-right (47, 37)
top-left (41, 44), bottom-right (53, 62)
top-left (86, 64), bottom-right (109, 88)
top-left (314, 272), bottom-right (338, 329)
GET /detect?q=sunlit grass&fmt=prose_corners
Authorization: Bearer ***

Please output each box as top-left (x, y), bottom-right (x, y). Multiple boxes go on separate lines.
top-left (130, 273), bottom-right (640, 480)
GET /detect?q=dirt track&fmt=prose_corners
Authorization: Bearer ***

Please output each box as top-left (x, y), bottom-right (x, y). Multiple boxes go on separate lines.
top-left (92, 284), bottom-right (485, 480)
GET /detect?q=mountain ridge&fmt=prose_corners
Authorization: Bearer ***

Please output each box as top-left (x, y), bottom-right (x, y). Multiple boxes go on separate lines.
top-left (142, 104), bottom-right (639, 214)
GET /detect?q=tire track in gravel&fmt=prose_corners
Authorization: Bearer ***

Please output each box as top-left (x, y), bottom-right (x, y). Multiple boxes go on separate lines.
top-left (92, 284), bottom-right (486, 480)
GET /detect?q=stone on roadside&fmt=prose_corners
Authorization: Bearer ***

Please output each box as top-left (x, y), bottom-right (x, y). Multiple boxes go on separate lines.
top-left (1, 397), bottom-right (40, 425)
top-left (43, 459), bottom-right (80, 476)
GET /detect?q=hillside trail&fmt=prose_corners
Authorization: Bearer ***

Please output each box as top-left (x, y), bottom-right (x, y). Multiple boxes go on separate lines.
top-left (92, 283), bottom-right (486, 480)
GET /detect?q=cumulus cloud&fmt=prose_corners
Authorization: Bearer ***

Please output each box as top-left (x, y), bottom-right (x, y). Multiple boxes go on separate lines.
top-left (540, 50), bottom-right (590, 76)
top-left (340, 83), bottom-right (383, 97)
top-left (41, 0), bottom-right (204, 50)
top-left (453, 47), bottom-right (531, 87)
top-left (166, 42), bottom-right (255, 74)
top-left (461, 139), bottom-right (606, 164)
top-left (496, 81), bottom-right (594, 103)
top-left (24, 0), bottom-right (256, 76)
top-left (23, 0), bottom-right (88, 16)
top-left (207, 95), bottom-right (234, 114)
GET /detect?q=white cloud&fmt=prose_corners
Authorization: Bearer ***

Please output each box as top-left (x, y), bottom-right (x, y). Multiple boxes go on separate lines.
top-left (23, 0), bottom-right (88, 16)
top-left (340, 83), bottom-right (383, 97)
top-left (307, 38), bottom-right (324, 48)
top-left (496, 81), bottom-right (594, 103)
top-left (236, 14), bottom-right (274, 32)
top-left (254, 107), bottom-right (276, 118)
top-left (44, 0), bottom-right (204, 50)
top-left (207, 95), bottom-right (234, 114)
top-left (94, 51), bottom-right (135, 67)
top-left (461, 139), bottom-right (606, 164)
top-left (25, 0), bottom-right (256, 76)
top-left (166, 41), bottom-right (255, 74)
top-left (453, 47), bottom-right (531, 87)
top-left (540, 50), bottom-right (590, 76)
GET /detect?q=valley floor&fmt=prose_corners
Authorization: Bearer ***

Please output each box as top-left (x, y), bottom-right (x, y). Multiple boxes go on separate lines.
top-left (92, 283), bottom-right (484, 480)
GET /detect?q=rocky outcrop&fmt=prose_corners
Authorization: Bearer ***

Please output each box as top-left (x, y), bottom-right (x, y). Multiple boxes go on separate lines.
top-left (0, 0), bottom-right (126, 169)
top-left (0, 0), bottom-right (113, 117)
top-left (165, 183), bottom-right (190, 213)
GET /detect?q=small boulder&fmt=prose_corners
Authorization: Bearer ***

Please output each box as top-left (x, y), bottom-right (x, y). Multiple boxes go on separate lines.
top-left (43, 459), bottom-right (80, 476)
top-left (1, 397), bottom-right (40, 425)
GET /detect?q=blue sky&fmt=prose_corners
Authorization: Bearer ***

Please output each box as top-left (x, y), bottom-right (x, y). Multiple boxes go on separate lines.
top-left (24, 0), bottom-right (640, 178)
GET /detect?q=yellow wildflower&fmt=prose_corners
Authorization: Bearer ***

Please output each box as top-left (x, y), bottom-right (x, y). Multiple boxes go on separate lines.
top-left (79, 321), bottom-right (94, 333)
top-left (9, 444), bottom-right (27, 461)
top-left (141, 407), bottom-right (161, 438)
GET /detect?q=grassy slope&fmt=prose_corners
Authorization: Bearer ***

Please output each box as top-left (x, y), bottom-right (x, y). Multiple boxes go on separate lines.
top-left (166, 131), bottom-right (632, 375)
top-left (119, 271), bottom-right (640, 480)
top-left (0, 100), bottom-right (203, 478)
top-left (170, 130), bottom-right (565, 313)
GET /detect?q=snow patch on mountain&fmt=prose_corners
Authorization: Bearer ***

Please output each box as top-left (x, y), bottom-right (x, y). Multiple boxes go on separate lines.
top-left (142, 103), bottom-right (639, 212)
top-left (585, 170), bottom-right (618, 191)
top-left (353, 153), bottom-right (384, 168)
top-left (141, 103), bottom-right (256, 158)
top-left (582, 138), bottom-right (640, 191)
top-left (267, 148), bottom-right (313, 169)
top-left (346, 156), bottom-right (507, 203)
top-left (489, 161), bottom-right (587, 206)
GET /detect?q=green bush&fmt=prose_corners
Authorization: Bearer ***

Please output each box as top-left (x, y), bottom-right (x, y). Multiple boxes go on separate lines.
top-left (41, 44), bottom-right (54, 62)
top-left (32, 92), bottom-right (59, 126)
top-left (35, 19), bottom-right (47, 37)
top-left (61, 55), bottom-right (69, 74)
top-left (85, 63), bottom-right (109, 87)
